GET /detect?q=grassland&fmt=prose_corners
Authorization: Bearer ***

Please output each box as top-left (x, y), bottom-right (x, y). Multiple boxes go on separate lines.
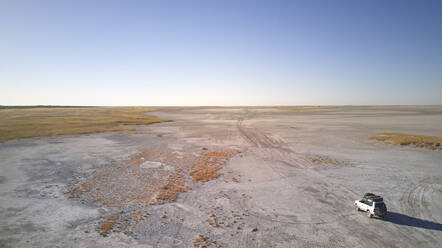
top-left (0, 105), bottom-right (338, 143)
top-left (273, 106), bottom-right (338, 110)
top-left (210, 106), bottom-right (338, 110)
top-left (0, 107), bottom-right (167, 142)
top-left (370, 132), bottom-right (442, 151)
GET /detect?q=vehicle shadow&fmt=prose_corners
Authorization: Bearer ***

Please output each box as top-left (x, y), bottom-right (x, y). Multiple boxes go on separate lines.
top-left (378, 212), bottom-right (442, 231)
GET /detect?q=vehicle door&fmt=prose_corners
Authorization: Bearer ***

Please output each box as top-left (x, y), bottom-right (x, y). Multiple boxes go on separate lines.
top-left (366, 200), bottom-right (374, 212)
top-left (360, 199), bottom-right (368, 211)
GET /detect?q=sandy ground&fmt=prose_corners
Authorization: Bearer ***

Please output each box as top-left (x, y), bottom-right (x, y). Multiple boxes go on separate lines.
top-left (1, 106), bottom-right (441, 248)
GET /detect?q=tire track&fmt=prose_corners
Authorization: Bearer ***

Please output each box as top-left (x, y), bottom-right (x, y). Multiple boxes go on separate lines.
top-left (401, 177), bottom-right (442, 223)
top-left (237, 116), bottom-right (289, 151)
top-left (235, 114), bottom-right (362, 227)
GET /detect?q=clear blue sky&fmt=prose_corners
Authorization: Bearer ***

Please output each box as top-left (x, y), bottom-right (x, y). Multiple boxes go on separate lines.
top-left (1, 0), bottom-right (441, 106)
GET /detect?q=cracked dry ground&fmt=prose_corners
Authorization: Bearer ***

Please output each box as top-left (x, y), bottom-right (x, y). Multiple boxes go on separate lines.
top-left (2, 106), bottom-right (442, 248)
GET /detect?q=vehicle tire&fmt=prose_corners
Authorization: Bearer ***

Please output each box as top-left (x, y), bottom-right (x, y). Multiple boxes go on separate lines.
top-left (355, 205), bottom-right (360, 211)
top-left (367, 211), bottom-right (372, 218)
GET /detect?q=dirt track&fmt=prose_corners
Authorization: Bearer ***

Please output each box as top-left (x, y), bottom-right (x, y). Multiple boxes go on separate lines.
top-left (1, 106), bottom-right (441, 247)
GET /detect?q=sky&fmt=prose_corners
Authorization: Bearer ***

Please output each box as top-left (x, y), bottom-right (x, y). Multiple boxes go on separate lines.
top-left (1, 0), bottom-right (442, 106)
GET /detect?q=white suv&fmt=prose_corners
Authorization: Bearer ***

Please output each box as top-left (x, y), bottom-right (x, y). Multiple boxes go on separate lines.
top-left (354, 193), bottom-right (387, 218)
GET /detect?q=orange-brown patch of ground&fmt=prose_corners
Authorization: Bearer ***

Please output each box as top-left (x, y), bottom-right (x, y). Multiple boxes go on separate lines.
top-left (97, 210), bottom-right (149, 236)
top-left (68, 145), bottom-right (243, 236)
top-left (190, 150), bottom-right (243, 182)
top-left (192, 234), bottom-right (220, 248)
top-left (97, 215), bottom-right (119, 236)
top-left (154, 170), bottom-right (191, 204)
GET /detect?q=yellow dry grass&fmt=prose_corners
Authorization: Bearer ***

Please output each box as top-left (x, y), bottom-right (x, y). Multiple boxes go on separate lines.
top-left (273, 106), bottom-right (338, 110)
top-left (311, 155), bottom-right (349, 166)
top-left (369, 132), bottom-right (442, 151)
top-left (207, 106), bottom-right (338, 110)
top-left (0, 107), bottom-right (167, 142)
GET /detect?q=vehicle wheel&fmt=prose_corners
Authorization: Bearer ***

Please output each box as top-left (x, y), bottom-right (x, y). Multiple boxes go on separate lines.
top-left (355, 205), bottom-right (360, 211)
top-left (367, 211), bottom-right (373, 218)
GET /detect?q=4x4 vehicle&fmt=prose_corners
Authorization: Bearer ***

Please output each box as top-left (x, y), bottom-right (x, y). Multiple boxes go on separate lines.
top-left (354, 193), bottom-right (387, 218)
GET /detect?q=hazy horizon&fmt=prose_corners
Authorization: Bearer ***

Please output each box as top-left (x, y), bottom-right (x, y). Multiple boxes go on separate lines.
top-left (2, 104), bottom-right (442, 108)
top-left (2, 0), bottom-right (442, 106)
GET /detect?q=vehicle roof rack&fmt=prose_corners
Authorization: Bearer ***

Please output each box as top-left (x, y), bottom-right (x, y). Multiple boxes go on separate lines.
top-left (363, 193), bottom-right (383, 202)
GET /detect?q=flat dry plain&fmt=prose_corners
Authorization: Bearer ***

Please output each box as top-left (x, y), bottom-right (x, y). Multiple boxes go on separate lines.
top-left (1, 106), bottom-right (441, 248)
